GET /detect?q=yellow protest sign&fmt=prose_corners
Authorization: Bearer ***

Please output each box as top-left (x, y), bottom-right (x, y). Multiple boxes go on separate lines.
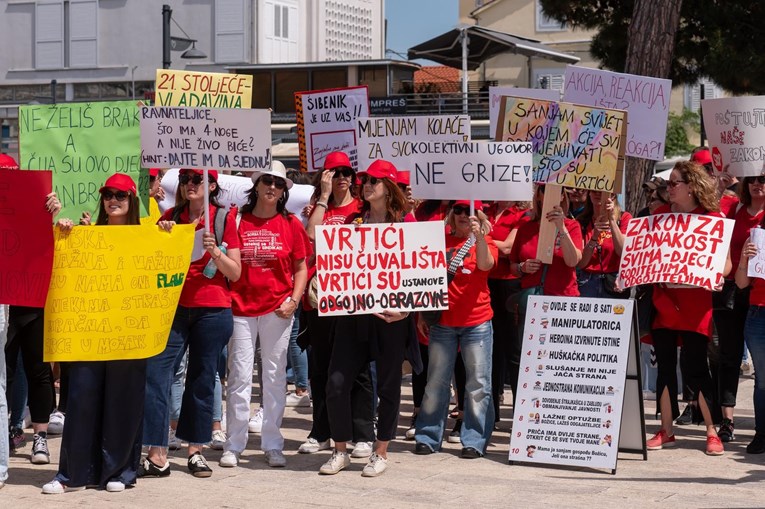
top-left (155, 69), bottom-right (253, 108)
top-left (43, 224), bottom-right (195, 362)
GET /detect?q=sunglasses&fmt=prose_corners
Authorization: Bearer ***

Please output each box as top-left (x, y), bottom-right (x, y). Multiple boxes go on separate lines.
top-left (360, 175), bottom-right (382, 186)
top-left (259, 175), bottom-right (287, 189)
top-left (332, 168), bottom-right (354, 179)
top-left (452, 205), bottom-right (470, 216)
top-left (667, 179), bottom-right (687, 188)
top-left (747, 176), bottom-right (765, 184)
top-left (102, 190), bottom-right (129, 201)
top-left (179, 174), bottom-right (205, 186)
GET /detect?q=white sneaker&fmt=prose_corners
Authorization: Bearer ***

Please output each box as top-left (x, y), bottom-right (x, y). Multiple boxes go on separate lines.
top-left (248, 407), bottom-right (263, 433)
top-left (168, 427), bottom-right (181, 450)
top-left (47, 411), bottom-right (65, 435)
top-left (351, 441), bottom-right (373, 458)
top-left (105, 481), bottom-right (125, 492)
top-left (41, 479), bottom-right (85, 495)
top-left (319, 450), bottom-right (350, 475)
top-left (219, 450), bottom-right (239, 468)
top-left (285, 392), bottom-right (311, 407)
top-left (405, 414), bottom-right (417, 440)
top-left (643, 390), bottom-right (657, 401)
top-left (298, 438), bottom-right (331, 454)
top-left (264, 449), bottom-right (286, 467)
top-left (361, 453), bottom-right (388, 477)
top-left (210, 429), bottom-right (226, 450)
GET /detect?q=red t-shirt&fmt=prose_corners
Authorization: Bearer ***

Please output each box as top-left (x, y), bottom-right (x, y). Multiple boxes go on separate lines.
top-left (488, 205), bottom-right (532, 280)
top-left (720, 194), bottom-right (739, 217)
top-left (727, 204), bottom-right (764, 273)
top-left (415, 202), bottom-right (449, 222)
top-left (581, 212), bottom-right (633, 274)
top-left (231, 213), bottom-right (310, 317)
top-left (651, 205), bottom-right (720, 336)
top-left (160, 205), bottom-right (240, 308)
top-left (510, 218), bottom-right (583, 296)
top-left (322, 199), bottom-right (363, 226)
top-left (440, 234), bottom-right (499, 327)
top-left (750, 277), bottom-right (765, 306)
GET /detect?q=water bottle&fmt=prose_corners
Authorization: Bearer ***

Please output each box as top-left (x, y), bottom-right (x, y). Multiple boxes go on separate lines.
top-left (203, 242), bottom-right (227, 279)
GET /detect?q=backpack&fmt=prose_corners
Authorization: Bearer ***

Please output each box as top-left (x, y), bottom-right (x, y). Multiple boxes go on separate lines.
top-left (172, 205), bottom-right (228, 246)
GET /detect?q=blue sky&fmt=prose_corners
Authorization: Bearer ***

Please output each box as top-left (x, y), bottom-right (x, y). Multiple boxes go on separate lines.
top-left (385, 0), bottom-right (459, 61)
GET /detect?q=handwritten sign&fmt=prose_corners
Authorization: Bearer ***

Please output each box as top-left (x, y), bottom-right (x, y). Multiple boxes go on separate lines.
top-left (155, 69), bottom-right (253, 109)
top-left (701, 96), bottom-right (765, 176)
top-left (43, 224), bottom-right (195, 362)
top-left (357, 115), bottom-right (470, 171)
top-left (748, 227), bottom-right (765, 279)
top-left (490, 86), bottom-right (559, 140)
top-left (509, 296), bottom-right (633, 471)
top-left (408, 142), bottom-right (534, 201)
top-left (139, 106), bottom-right (271, 171)
top-left (617, 213), bottom-right (734, 291)
top-left (496, 97), bottom-right (627, 192)
top-left (295, 86), bottom-right (369, 172)
top-left (563, 66), bottom-right (671, 161)
top-left (0, 170), bottom-right (54, 307)
top-left (18, 101), bottom-right (148, 220)
top-left (315, 222), bottom-right (448, 316)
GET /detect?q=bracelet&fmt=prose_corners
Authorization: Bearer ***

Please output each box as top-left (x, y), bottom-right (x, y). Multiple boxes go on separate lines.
top-left (738, 265), bottom-right (747, 271)
top-left (213, 250), bottom-right (223, 261)
top-left (518, 262), bottom-right (525, 275)
top-left (559, 230), bottom-right (569, 237)
top-left (315, 201), bottom-right (328, 209)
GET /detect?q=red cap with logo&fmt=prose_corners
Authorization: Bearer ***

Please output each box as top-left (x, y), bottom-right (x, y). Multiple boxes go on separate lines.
top-left (454, 200), bottom-right (484, 211)
top-left (358, 160), bottom-right (398, 181)
top-left (396, 170), bottom-right (410, 186)
top-left (100, 173), bottom-right (137, 194)
top-left (0, 154), bottom-right (19, 170)
top-left (323, 151), bottom-right (352, 170)
top-left (180, 168), bottom-right (219, 182)
top-left (691, 148), bottom-right (712, 166)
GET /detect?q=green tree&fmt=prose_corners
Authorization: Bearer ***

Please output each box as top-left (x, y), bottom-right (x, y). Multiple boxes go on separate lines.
top-left (664, 109), bottom-right (700, 157)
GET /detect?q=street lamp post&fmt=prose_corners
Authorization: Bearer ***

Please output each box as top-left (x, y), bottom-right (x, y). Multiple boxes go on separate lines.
top-left (163, 4), bottom-right (172, 69)
top-left (162, 4), bottom-right (207, 69)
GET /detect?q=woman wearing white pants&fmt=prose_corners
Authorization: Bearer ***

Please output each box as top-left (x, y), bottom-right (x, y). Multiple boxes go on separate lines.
top-left (222, 163), bottom-right (309, 468)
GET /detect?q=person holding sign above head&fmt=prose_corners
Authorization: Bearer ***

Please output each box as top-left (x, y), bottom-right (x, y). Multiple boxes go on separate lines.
top-left (414, 200), bottom-right (498, 459)
top-left (141, 168), bottom-right (241, 479)
top-left (221, 162), bottom-right (309, 469)
top-left (41, 174), bottom-right (145, 495)
top-left (320, 159), bottom-right (415, 477)
top-left (647, 160), bottom-right (732, 456)
top-left (305, 151), bottom-right (361, 239)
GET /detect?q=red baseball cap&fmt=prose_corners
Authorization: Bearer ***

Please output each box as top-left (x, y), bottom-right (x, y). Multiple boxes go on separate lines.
top-left (454, 200), bottom-right (484, 210)
top-left (358, 160), bottom-right (398, 181)
top-left (691, 148), bottom-right (712, 166)
top-left (180, 168), bottom-right (219, 182)
top-left (396, 170), bottom-right (410, 186)
top-left (0, 153), bottom-right (19, 170)
top-left (149, 168), bottom-right (161, 177)
top-left (100, 173), bottom-right (137, 194)
top-left (323, 151), bottom-right (352, 170)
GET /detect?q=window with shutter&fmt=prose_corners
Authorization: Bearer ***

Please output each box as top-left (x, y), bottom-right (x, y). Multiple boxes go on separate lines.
top-left (69, 0), bottom-right (97, 68)
top-left (685, 78), bottom-right (721, 113)
top-left (215, 0), bottom-right (247, 63)
top-left (536, 0), bottom-right (565, 32)
top-left (262, 0), bottom-right (298, 63)
top-left (534, 70), bottom-right (565, 92)
top-left (36, 0), bottom-right (64, 69)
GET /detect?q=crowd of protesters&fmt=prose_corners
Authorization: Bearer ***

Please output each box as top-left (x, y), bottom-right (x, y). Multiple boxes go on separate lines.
top-left (1, 145), bottom-right (764, 493)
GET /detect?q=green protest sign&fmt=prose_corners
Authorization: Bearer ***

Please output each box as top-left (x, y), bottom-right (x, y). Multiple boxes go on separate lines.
top-left (18, 101), bottom-right (149, 220)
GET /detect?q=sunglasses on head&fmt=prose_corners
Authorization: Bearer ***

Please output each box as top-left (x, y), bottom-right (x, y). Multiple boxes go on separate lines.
top-left (747, 176), bottom-right (765, 184)
top-left (102, 190), bottom-right (129, 201)
top-left (360, 175), bottom-right (382, 186)
top-left (332, 168), bottom-right (354, 179)
top-left (667, 179), bottom-right (687, 188)
top-left (179, 174), bottom-right (205, 186)
top-left (452, 205), bottom-right (470, 216)
top-left (259, 175), bottom-right (287, 189)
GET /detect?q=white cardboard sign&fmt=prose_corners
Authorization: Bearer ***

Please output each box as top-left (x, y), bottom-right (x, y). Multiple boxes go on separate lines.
top-left (139, 106), bottom-right (272, 171)
top-left (356, 115), bottom-right (471, 171)
top-left (489, 86), bottom-right (560, 140)
top-left (409, 142), bottom-right (534, 201)
top-left (702, 96), bottom-right (765, 176)
top-left (509, 296), bottom-right (634, 471)
top-left (563, 66), bottom-right (671, 161)
top-left (315, 222), bottom-right (448, 316)
top-left (748, 227), bottom-right (765, 280)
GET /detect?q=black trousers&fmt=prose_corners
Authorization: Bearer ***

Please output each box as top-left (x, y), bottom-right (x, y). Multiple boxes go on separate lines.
top-left (411, 342), bottom-right (430, 409)
top-left (5, 306), bottom-right (53, 424)
top-left (55, 360), bottom-right (146, 488)
top-left (326, 315), bottom-right (408, 442)
top-left (652, 328), bottom-right (715, 420)
top-left (713, 288), bottom-right (750, 407)
top-left (489, 278), bottom-right (521, 417)
top-left (306, 310), bottom-right (375, 443)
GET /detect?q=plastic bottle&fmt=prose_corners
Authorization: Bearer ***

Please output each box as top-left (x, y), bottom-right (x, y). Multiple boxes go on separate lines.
top-left (203, 242), bottom-right (227, 279)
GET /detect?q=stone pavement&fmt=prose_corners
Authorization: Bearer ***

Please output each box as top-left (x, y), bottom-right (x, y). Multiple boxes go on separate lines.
top-left (3, 375), bottom-right (764, 508)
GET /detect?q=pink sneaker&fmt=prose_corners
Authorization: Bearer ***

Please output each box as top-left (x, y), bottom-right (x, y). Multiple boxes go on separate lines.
top-left (647, 430), bottom-right (676, 450)
top-left (706, 435), bottom-right (724, 456)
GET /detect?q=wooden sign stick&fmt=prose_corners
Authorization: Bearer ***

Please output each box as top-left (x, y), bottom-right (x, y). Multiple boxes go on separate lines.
top-left (536, 184), bottom-right (562, 264)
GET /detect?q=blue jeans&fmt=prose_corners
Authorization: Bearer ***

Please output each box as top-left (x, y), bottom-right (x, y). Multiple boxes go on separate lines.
top-left (9, 350), bottom-right (26, 429)
top-left (0, 306), bottom-right (9, 484)
top-left (415, 320), bottom-right (494, 454)
top-left (744, 305), bottom-right (765, 434)
top-left (143, 306), bottom-right (233, 447)
top-left (170, 349), bottom-right (225, 423)
top-left (287, 311), bottom-right (308, 390)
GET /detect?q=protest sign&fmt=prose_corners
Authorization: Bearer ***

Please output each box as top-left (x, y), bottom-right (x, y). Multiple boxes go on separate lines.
top-left (357, 115), bottom-right (471, 171)
top-left (490, 86), bottom-right (560, 140)
top-left (617, 213), bottom-right (734, 291)
top-left (140, 106), bottom-right (271, 172)
top-left (295, 86), bottom-right (369, 172)
top-left (408, 142), bottom-right (534, 201)
top-left (0, 170), bottom-right (54, 307)
top-left (18, 101), bottom-right (148, 220)
top-left (155, 69), bottom-right (253, 109)
top-left (563, 66), bottom-right (671, 161)
top-left (509, 296), bottom-right (634, 472)
top-left (748, 227), bottom-right (765, 279)
top-left (315, 222), bottom-right (448, 316)
top-left (496, 97), bottom-right (627, 192)
top-left (43, 223), bottom-right (195, 362)
top-left (701, 96), bottom-right (765, 176)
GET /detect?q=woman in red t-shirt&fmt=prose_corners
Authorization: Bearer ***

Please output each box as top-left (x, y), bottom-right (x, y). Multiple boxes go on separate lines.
top-left (647, 160), bottom-right (731, 456)
top-left (142, 168), bottom-right (241, 478)
top-left (577, 191), bottom-right (632, 299)
top-left (413, 200), bottom-right (498, 459)
top-left (306, 151), bottom-right (361, 239)
top-left (222, 164), bottom-right (309, 469)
